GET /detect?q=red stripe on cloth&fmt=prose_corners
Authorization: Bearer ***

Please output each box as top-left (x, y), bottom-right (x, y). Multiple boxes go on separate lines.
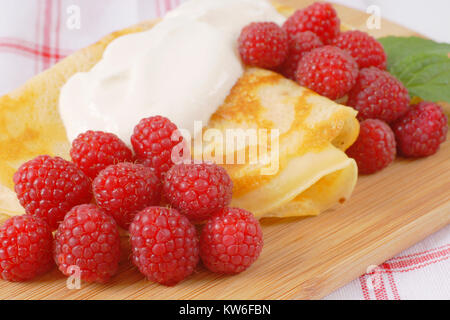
top-left (156, 0), bottom-right (161, 17)
top-left (388, 244), bottom-right (449, 262)
top-left (382, 246), bottom-right (450, 272)
top-left (385, 264), bottom-right (401, 300)
top-left (0, 38), bottom-right (71, 55)
top-left (373, 272), bottom-right (388, 300)
top-left (35, 0), bottom-right (42, 73)
top-left (0, 42), bottom-right (67, 60)
top-left (165, 0), bottom-right (172, 12)
top-left (359, 275), bottom-right (372, 300)
top-left (42, 0), bottom-right (53, 70)
top-left (54, 0), bottom-right (62, 64)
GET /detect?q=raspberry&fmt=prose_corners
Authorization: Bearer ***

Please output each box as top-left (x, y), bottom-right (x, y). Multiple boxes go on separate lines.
top-left (392, 102), bottom-right (448, 157)
top-left (346, 119), bottom-right (396, 174)
top-left (163, 162), bottom-right (233, 222)
top-left (238, 22), bottom-right (288, 69)
top-left (278, 31), bottom-right (323, 80)
top-left (296, 46), bottom-right (358, 100)
top-left (131, 116), bottom-right (186, 178)
top-left (13, 155), bottom-right (92, 230)
top-left (200, 207), bottom-right (263, 274)
top-left (70, 130), bottom-right (133, 180)
top-left (93, 162), bottom-right (161, 229)
top-left (130, 207), bottom-right (199, 286)
top-left (347, 67), bottom-right (410, 123)
top-left (332, 30), bottom-right (387, 69)
top-left (54, 204), bottom-right (121, 283)
top-left (0, 215), bottom-right (53, 281)
top-left (282, 2), bottom-right (340, 45)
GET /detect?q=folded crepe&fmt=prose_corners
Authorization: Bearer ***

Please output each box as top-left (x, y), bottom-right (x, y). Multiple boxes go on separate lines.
top-left (201, 68), bottom-right (359, 218)
top-left (0, 4), bottom-right (359, 222)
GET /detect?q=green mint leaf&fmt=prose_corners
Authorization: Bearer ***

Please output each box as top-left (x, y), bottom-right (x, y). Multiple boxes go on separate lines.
top-left (378, 36), bottom-right (450, 103)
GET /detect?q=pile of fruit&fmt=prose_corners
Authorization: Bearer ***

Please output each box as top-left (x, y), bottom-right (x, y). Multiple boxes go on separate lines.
top-left (238, 2), bottom-right (448, 174)
top-left (1, 116), bottom-right (263, 285)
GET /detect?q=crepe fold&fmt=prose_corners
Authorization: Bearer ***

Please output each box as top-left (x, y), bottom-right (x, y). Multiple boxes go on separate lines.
top-left (201, 68), bottom-right (359, 218)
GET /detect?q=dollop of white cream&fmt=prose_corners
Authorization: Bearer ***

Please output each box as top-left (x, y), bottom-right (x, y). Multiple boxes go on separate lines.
top-left (59, 0), bottom-right (286, 144)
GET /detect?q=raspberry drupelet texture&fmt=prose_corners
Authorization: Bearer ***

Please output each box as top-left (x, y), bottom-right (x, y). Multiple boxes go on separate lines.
top-left (346, 119), bottom-right (396, 174)
top-left (278, 31), bottom-right (323, 80)
top-left (70, 130), bottom-right (133, 180)
top-left (0, 215), bottom-right (53, 281)
top-left (93, 162), bottom-right (161, 229)
top-left (54, 204), bottom-right (121, 283)
top-left (238, 22), bottom-right (288, 69)
top-left (282, 2), bottom-right (340, 45)
top-left (296, 45), bottom-right (358, 100)
top-left (131, 116), bottom-right (186, 178)
top-left (332, 30), bottom-right (387, 69)
top-left (392, 102), bottom-right (448, 157)
top-left (163, 162), bottom-right (233, 222)
top-left (129, 207), bottom-right (199, 286)
top-left (347, 67), bottom-right (410, 123)
top-left (13, 155), bottom-right (92, 230)
top-left (200, 207), bottom-right (263, 274)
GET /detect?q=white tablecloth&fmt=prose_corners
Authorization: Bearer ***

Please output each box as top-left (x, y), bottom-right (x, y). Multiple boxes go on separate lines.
top-left (0, 0), bottom-right (448, 299)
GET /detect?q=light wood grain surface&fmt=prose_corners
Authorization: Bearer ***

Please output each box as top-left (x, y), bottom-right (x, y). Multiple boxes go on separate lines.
top-left (0, 0), bottom-right (448, 300)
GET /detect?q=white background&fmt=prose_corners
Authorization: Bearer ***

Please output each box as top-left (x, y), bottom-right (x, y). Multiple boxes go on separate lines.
top-left (332, 0), bottom-right (450, 42)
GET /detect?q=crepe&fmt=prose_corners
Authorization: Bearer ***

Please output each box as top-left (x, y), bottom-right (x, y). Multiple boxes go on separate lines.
top-left (201, 68), bottom-right (358, 218)
top-left (0, 4), bottom-right (359, 221)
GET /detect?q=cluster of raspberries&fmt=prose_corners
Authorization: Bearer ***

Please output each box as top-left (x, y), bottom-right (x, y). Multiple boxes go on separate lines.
top-left (238, 2), bottom-right (448, 175)
top-left (3, 116), bottom-right (263, 286)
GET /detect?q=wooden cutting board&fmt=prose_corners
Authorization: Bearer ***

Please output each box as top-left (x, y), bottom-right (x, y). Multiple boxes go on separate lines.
top-left (0, 0), bottom-right (449, 300)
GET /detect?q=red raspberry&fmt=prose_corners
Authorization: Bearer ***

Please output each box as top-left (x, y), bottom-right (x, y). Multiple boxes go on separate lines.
top-left (347, 67), bottom-right (410, 123)
top-left (238, 22), bottom-right (288, 69)
top-left (282, 2), bottom-right (340, 45)
top-left (0, 215), bottom-right (53, 281)
top-left (346, 119), bottom-right (396, 174)
top-left (54, 204), bottom-right (121, 283)
top-left (129, 207), bottom-right (199, 286)
top-left (296, 46), bottom-right (358, 100)
top-left (93, 162), bottom-right (161, 229)
top-left (13, 155), bottom-right (92, 230)
top-left (131, 116), bottom-right (186, 178)
top-left (200, 207), bottom-right (263, 274)
top-left (278, 31), bottom-right (323, 80)
top-left (70, 130), bottom-right (133, 180)
top-left (392, 102), bottom-right (448, 157)
top-left (332, 30), bottom-right (387, 69)
top-left (163, 162), bottom-right (233, 222)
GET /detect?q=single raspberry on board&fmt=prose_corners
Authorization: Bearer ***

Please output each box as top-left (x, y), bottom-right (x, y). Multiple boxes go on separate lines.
top-left (200, 207), bottom-right (263, 274)
top-left (278, 31), bottom-right (323, 80)
top-left (282, 2), bottom-right (340, 44)
top-left (392, 102), bottom-right (448, 157)
top-left (347, 67), bottom-right (410, 123)
top-left (70, 130), bottom-right (133, 180)
top-left (93, 162), bottom-right (161, 229)
top-left (163, 162), bottom-right (233, 222)
top-left (296, 45), bottom-right (358, 100)
top-left (54, 204), bottom-right (121, 283)
top-left (129, 207), bottom-right (199, 286)
top-left (332, 30), bottom-right (387, 69)
top-left (0, 215), bottom-right (53, 281)
top-left (346, 119), bottom-right (396, 174)
top-left (131, 116), bottom-right (186, 178)
top-left (238, 22), bottom-right (288, 69)
top-left (13, 155), bottom-right (92, 230)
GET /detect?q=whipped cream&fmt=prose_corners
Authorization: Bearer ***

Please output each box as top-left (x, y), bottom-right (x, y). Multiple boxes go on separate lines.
top-left (59, 0), bottom-right (286, 143)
